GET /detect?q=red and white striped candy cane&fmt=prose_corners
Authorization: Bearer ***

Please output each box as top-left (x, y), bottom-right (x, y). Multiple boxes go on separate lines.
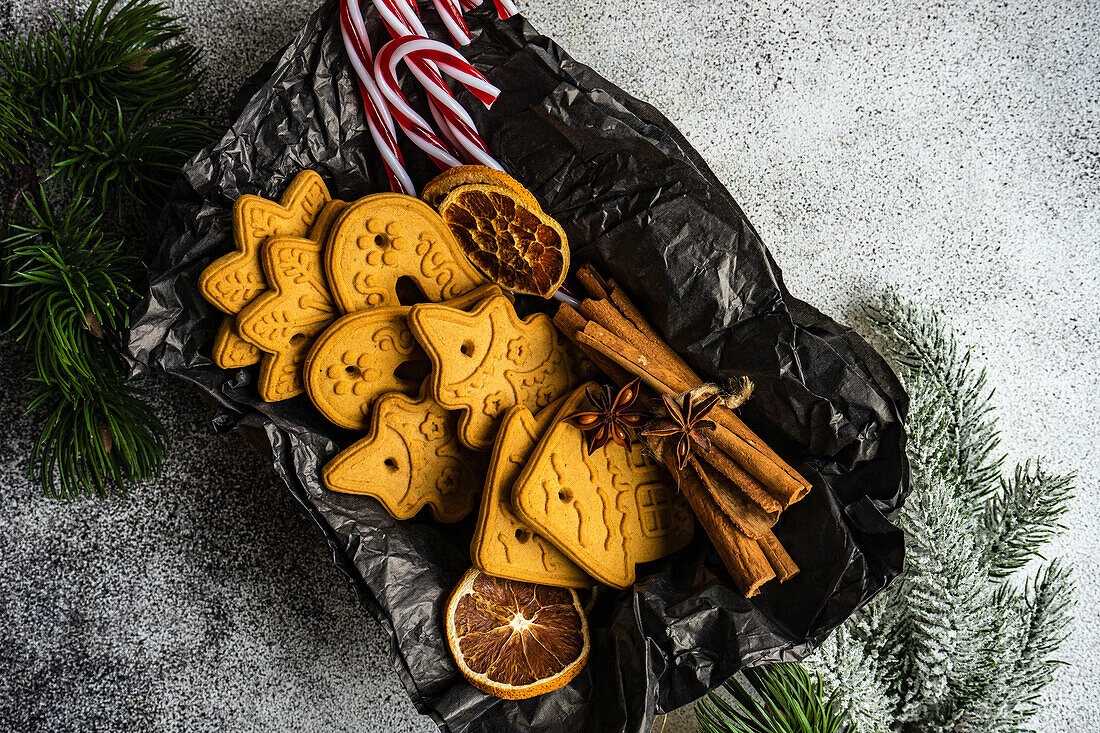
top-left (432, 0), bottom-right (472, 46)
top-left (370, 0), bottom-right (473, 166)
top-left (339, 0), bottom-right (415, 193)
top-left (491, 0), bottom-right (518, 19)
top-left (375, 36), bottom-right (503, 170)
top-left (459, 0), bottom-right (516, 19)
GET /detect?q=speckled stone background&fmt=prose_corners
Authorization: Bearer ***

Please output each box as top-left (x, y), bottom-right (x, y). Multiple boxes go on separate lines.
top-left (1, 1), bottom-right (1096, 731)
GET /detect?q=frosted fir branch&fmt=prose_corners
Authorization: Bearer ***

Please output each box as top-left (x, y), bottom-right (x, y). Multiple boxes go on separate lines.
top-left (982, 462), bottom-right (1073, 579)
top-left (1008, 562), bottom-right (1075, 723)
top-left (807, 625), bottom-right (894, 733)
top-left (947, 561), bottom-right (1074, 733)
top-left (760, 294), bottom-right (1077, 733)
top-left (891, 474), bottom-right (991, 726)
top-left (866, 291), bottom-right (1004, 504)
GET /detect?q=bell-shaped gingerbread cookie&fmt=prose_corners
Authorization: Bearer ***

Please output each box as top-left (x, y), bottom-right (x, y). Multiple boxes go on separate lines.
top-left (322, 390), bottom-right (488, 523)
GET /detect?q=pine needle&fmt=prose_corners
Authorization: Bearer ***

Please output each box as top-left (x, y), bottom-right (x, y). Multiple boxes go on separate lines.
top-left (696, 664), bottom-right (852, 733)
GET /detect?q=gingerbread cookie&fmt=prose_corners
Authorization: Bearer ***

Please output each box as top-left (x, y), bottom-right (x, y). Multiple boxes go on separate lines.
top-left (199, 169), bottom-right (330, 315)
top-left (421, 165), bottom-right (542, 211)
top-left (325, 193), bottom-right (486, 313)
top-left (511, 383), bottom-right (694, 589)
top-left (303, 305), bottom-right (424, 430)
top-left (305, 285), bottom-right (504, 430)
top-left (235, 201), bottom-right (348, 401)
top-left (322, 390), bottom-right (488, 523)
top-left (408, 292), bottom-right (580, 451)
top-left (471, 400), bottom-right (594, 588)
top-left (212, 318), bottom-right (262, 369)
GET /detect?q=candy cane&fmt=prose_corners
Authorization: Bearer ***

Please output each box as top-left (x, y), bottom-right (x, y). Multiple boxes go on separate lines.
top-left (376, 37), bottom-right (503, 169)
top-left (368, 0), bottom-right (475, 166)
top-left (339, 0), bottom-right (415, 194)
top-left (491, 0), bottom-right (518, 19)
top-left (340, 0), bottom-right (508, 185)
top-left (432, 0), bottom-right (472, 46)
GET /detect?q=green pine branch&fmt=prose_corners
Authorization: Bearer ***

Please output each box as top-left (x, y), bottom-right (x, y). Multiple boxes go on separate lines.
top-left (0, 82), bottom-right (29, 174)
top-left (0, 0), bottom-right (210, 499)
top-left (0, 0), bottom-right (200, 121)
top-left (45, 99), bottom-right (209, 215)
top-left (697, 664), bottom-right (852, 733)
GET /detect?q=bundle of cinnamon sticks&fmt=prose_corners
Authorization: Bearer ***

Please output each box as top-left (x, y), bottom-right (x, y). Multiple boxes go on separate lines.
top-left (554, 264), bottom-right (812, 597)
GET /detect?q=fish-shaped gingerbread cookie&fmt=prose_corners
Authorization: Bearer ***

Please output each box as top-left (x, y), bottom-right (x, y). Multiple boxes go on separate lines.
top-left (408, 292), bottom-right (580, 452)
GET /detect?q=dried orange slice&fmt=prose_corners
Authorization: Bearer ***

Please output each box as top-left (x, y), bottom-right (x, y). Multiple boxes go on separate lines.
top-left (421, 164), bottom-right (542, 212)
top-left (439, 184), bottom-right (570, 298)
top-left (445, 567), bottom-right (590, 700)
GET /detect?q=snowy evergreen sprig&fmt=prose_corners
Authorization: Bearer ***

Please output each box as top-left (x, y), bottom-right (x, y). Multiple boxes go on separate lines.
top-left (809, 292), bottom-right (1075, 733)
top-left (699, 292), bottom-right (1075, 733)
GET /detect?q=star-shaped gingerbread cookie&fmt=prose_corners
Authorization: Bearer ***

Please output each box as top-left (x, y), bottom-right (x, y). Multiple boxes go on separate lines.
top-left (199, 169), bottom-right (330, 316)
top-left (235, 200), bottom-right (348, 401)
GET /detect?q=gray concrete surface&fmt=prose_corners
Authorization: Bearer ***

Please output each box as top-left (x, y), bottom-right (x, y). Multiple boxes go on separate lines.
top-left (2, 0), bottom-right (1096, 731)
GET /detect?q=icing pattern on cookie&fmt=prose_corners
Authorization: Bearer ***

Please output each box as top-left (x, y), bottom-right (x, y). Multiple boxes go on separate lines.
top-left (325, 193), bottom-right (486, 313)
top-left (303, 306), bottom-right (427, 430)
top-left (322, 391), bottom-right (488, 523)
top-left (199, 169), bottom-right (330, 315)
top-left (511, 383), bottom-right (693, 589)
top-left (409, 293), bottom-right (579, 451)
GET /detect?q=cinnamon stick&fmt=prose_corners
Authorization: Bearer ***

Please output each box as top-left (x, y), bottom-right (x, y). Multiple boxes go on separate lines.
top-left (576, 264), bottom-right (667, 349)
top-left (690, 458), bottom-right (777, 540)
top-left (578, 319), bottom-right (812, 508)
top-left (666, 451), bottom-right (775, 597)
top-left (759, 530), bottom-right (800, 582)
top-left (696, 442), bottom-right (783, 515)
top-left (707, 420), bottom-right (811, 510)
top-left (577, 320), bottom-right (686, 395)
top-left (574, 264), bottom-right (610, 301)
top-left (553, 304), bottom-right (635, 385)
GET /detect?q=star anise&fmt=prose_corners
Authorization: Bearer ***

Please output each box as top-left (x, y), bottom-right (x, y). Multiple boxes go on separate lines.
top-left (562, 378), bottom-right (647, 454)
top-left (642, 392), bottom-right (720, 471)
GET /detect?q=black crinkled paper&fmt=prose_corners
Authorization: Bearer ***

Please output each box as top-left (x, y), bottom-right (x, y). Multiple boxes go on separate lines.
top-left (127, 3), bottom-right (910, 731)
